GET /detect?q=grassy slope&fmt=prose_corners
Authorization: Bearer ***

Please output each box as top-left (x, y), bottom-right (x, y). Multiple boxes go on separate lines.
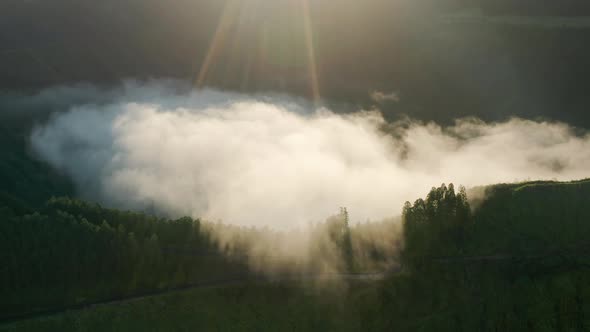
top-left (0, 281), bottom-right (382, 332)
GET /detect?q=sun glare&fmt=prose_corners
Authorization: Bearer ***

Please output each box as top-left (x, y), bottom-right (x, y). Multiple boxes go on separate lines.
top-left (196, 0), bottom-right (321, 103)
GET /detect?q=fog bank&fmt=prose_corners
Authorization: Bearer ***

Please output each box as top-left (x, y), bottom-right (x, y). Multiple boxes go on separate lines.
top-left (31, 84), bottom-right (590, 228)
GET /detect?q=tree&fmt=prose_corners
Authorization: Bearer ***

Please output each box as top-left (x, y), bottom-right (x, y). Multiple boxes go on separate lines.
top-left (402, 184), bottom-right (472, 266)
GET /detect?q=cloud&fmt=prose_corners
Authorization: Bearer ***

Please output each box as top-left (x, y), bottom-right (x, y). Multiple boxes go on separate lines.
top-left (30, 84), bottom-right (590, 228)
top-left (370, 90), bottom-right (400, 104)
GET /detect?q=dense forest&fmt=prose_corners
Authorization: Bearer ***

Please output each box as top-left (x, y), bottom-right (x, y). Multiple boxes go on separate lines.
top-left (0, 194), bottom-right (400, 321)
top-left (3, 179), bottom-right (590, 330)
top-left (391, 179), bottom-right (590, 330)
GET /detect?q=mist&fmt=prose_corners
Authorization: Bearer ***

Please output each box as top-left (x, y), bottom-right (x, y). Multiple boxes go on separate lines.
top-left (30, 83), bottom-right (590, 229)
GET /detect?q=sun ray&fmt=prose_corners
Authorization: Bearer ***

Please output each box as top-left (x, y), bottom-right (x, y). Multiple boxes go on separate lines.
top-left (300, 0), bottom-right (321, 104)
top-left (195, 0), bottom-right (240, 89)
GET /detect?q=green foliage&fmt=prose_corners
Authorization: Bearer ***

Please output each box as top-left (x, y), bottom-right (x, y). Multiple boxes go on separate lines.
top-left (1, 196), bottom-right (396, 320)
top-left (0, 196), bottom-right (248, 320)
top-left (4, 178), bottom-right (590, 331)
top-left (0, 123), bottom-right (73, 207)
top-left (470, 179), bottom-right (590, 259)
top-left (402, 179), bottom-right (590, 269)
top-left (392, 179), bottom-right (590, 331)
top-left (7, 269), bottom-right (590, 332)
top-left (402, 183), bottom-right (471, 266)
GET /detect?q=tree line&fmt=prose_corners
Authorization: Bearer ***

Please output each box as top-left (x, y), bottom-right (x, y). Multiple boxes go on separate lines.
top-left (391, 179), bottom-right (590, 331)
top-left (0, 196), bottom-right (398, 319)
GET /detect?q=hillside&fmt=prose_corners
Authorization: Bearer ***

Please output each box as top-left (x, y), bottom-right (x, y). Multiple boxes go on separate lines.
top-left (3, 179), bottom-right (590, 330)
top-left (471, 179), bottom-right (590, 258)
top-left (403, 179), bottom-right (590, 265)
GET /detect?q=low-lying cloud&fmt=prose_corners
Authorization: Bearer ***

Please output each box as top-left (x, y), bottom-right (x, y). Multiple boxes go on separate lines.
top-left (30, 84), bottom-right (590, 228)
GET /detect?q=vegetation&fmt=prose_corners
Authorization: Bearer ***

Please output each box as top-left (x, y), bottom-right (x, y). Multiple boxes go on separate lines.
top-left (1, 282), bottom-right (384, 332)
top-left (0, 195), bottom-right (398, 321)
top-left (0, 197), bottom-right (248, 319)
top-left (393, 179), bottom-right (590, 331)
top-left (0, 122), bottom-right (72, 208)
top-left (3, 180), bottom-right (590, 330)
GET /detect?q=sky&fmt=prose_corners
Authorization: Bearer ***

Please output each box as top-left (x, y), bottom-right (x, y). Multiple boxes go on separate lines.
top-left (2, 0), bottom-right (590, 127)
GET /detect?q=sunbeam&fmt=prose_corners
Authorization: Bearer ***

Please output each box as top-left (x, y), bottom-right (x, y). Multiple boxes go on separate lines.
top-left (195, 0), bottom-right (240, 88)
top-left (194, 0), bottom-right (321, 101)
top-left (301, 0), bottom-right (321, 103)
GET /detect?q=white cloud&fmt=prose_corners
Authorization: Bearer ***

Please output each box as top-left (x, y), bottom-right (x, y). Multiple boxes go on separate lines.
top-left (31, 85), bottom-right (590, 228)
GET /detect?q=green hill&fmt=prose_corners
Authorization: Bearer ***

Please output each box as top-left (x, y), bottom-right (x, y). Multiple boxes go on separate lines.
top-left (471, 179), bottom-right (590, 258)
top-left (4, 179), bottom-right (590, 331)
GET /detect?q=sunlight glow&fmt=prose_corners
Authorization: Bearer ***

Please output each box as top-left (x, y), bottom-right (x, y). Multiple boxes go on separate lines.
top-left (195, 0), bottom-right (321, 102)
top-left (301, 0), bottom-right (321, 103)
top-left (196, 1), bottom-right (240, 88)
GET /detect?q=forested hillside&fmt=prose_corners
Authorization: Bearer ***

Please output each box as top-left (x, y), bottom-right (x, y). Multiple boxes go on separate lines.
top-left (0, 122), bottom-right (72, 208)
top-left (0, 196), bottom-right (398, 321)
top-left (0, 198), bottom-right (235, 319)
top-left (4, 180), bottom-right (590, 330)
top-left (403, 179), bottom-right (590, 264)
top-left (392, 179), bottom-right (590, 330)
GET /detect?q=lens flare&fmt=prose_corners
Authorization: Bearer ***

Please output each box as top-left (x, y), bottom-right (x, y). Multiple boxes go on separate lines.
top-left (301, 0), bottom-right (321, 104)
top-left (195, 0), bottom-right (321, 102)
